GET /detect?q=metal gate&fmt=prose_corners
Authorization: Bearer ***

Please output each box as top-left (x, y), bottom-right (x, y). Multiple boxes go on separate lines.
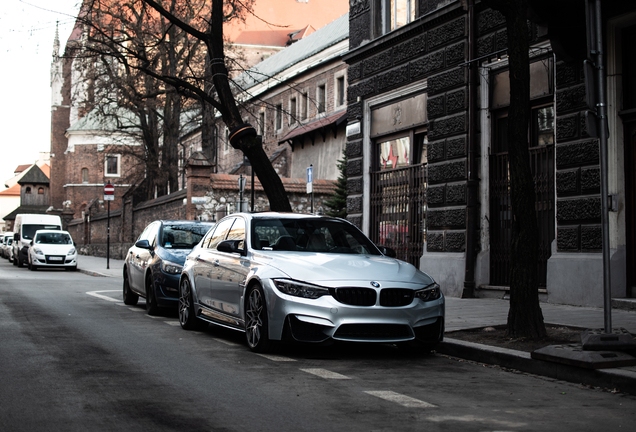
top-left (370, 164), bottom-right (427, 268)
top-left (489, 144), bottom-right (555, 287)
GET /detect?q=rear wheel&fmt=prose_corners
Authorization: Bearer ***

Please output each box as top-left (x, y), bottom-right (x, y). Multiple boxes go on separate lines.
top-left (145, 275), bottom-right (160, 316)
top-left (122, 272), bottom-right (139, 305)
top-left (245, 283), bottom-right (272, 353)
top-left (179, 277), bottom-right (206, 330)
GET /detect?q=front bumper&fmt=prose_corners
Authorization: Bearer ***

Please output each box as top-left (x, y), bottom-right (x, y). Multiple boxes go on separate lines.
top-left (32, 255), bottom-right (77, 267)
top-left (262, 279), bottom-right (445, 344)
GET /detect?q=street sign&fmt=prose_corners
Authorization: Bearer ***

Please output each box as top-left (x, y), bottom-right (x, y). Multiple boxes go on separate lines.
top-left (104, 183), bottom-right (115, 201)
top-left (306, 165), bottom-right (313, 194)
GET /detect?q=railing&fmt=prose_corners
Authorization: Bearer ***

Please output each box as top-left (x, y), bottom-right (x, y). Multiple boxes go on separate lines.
top-left (370, 164), bottom-right (427, 268)
top-left (489, 144), bottom-right (555, 288)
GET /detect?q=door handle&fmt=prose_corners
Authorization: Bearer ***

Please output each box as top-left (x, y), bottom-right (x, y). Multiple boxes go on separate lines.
top-left (214, 260), bottom-right (220, 267)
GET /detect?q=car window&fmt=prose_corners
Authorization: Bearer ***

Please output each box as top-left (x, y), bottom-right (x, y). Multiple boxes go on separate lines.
top-left (161, 223), bottom-right (214, 249)
top-left (226, 218), bottom-right (245, 249)
top-left (141, 222), bottom-right (160, 246)
top-left (252, 218), bottom-right (381, 255)
top-left (206, 218), bottom-right (234, 250)
top-left (35, 232), bottom-right (73, 245)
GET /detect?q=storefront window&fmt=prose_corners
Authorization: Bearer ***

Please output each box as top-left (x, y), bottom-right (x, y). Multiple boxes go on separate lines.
top-left (377, 136), bottom-right (410, 170)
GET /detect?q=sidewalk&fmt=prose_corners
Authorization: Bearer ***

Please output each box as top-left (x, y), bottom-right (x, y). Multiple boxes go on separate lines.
top-left (77, 254), bottom-right (124, 278)
top-left (77, 254), bottom-right (636, 394)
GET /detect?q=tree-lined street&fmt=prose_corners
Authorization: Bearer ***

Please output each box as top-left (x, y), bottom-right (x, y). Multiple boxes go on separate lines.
top-left (1, 260), bottom-right (635, 431)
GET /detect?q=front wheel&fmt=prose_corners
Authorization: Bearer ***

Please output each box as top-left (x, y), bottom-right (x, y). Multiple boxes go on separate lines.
top-left (179, 277), bottom-right (206, 330)
top-left (123, 272), bottom-right (139, 305)
top-left (245, 284), bottom-right (272, 353)
top-left (145, 275), bottom-right (159, 316)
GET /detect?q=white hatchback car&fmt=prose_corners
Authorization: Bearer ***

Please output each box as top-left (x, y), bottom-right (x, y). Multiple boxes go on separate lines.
top-left (27, 230), bottom-right (77, 271)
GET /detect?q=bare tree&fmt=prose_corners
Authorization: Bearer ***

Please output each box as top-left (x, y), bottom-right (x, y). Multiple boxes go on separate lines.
top-left (73, 0), bottom-right (201, 200)
top-left (85, 0), bottom-right (289, 211)
top-left (484, 0), bottom-right (547, 339)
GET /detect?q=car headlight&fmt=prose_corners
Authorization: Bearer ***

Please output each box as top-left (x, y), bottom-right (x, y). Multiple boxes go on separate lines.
top-left (273, 279), bottom-right (329, 299)
top-left (67, 248), bottom-right (76, 256)
top-left (415, 283), bottom-right (441, 302)
top-left (34, 248), bottom-right (44, 255)
top-left (161, 260), bottom-right (183, 275)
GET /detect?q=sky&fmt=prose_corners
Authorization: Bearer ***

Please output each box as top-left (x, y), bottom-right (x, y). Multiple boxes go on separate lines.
top-left (0, 0), bottom-right (81, 190)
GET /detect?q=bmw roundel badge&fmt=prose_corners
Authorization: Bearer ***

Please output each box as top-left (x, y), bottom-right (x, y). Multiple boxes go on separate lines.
top-left (370, 281), bottom-right (380, 288)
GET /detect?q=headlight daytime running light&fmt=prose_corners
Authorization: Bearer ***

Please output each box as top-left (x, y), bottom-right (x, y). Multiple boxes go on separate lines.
top-left (415, 283), bottom-right (441, 302)
top-left (67, 248), bottom-right (76, 256)
top-left (161, 260), bottom-right (183, 275)
top-left (34, 248), bottom-right (44, 256)
top-left (273, 279), bottom-right (329, 299)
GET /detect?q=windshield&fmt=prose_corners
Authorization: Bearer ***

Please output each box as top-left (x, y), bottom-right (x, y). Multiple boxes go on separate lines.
top-left (252, 217), bottom-right (382, 255)
top-left (161, 223), bottom-right (213, 249)
top-left (34, 232), bottom-right (73, 245)
top-left (23, 224), bottom-right (62, 240)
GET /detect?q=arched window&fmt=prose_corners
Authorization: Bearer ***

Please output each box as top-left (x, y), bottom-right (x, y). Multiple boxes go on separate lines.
top-left (38, 187), bottom-right (44, 194)
top-left (26, 187), bottom-right (31, 194)
top-left (82, 168), bottom-right (89, 184)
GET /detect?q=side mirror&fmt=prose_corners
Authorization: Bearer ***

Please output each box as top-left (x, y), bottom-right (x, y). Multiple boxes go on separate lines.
top-left (29, 240), bottom-right (33, 246)
top-left (377, 245), bottom-right (397, 258)
top-left (14, 234), bottom-right (20, 241)
top-left (135, 239), bottom-right (152, 249)
top-left (217, 239), bottom-right (245, 255)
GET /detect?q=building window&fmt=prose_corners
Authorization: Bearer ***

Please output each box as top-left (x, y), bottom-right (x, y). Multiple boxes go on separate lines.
top-left (336, 76), bottom-right (346, 108)
top-left (82, 168), bottom-right (89, 184)
top-left (300, 92), bottom-right (308, 120)
top-left (317, 84), bottom-right (326, 113)
top-left (376, 0), bottom-right (416, 36)
top-left (276, 103), bottom-right (283, 130)
top-left (377, 136), bottom-right (410, 171)
top-left (105, 154), bottom-right (121, 177)
top-left (26, 187), bottom-right (32, 194)
top-left (38, 187), bottom-right (44, 194)
top-left (289, 97), bottom-right (297, 125)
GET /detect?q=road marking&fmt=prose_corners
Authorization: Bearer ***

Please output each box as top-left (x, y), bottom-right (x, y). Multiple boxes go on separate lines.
top-left (86, 290), bottom-right (120, 302)
top-left (256, 354), bottom-right (296, 362)
top-left (364, 391), bottom-right (436, 408)
top-left (300, 368), bottom-right (351, 380)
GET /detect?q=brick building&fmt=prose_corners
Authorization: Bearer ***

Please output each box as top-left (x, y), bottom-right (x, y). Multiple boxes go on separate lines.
top-left (344, 0), bottom-right (636, 307)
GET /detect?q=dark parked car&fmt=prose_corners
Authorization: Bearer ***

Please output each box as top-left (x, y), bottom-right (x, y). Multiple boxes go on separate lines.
top-left (123, 220), bottom-right (215, 315)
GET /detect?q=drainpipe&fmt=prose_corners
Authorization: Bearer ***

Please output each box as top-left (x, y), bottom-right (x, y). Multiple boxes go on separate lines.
top-left (463, 0), bottom-right (478, 298)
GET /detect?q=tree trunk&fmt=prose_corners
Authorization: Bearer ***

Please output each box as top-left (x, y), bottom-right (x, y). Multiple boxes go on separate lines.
top-left (502, 0), bottom-right (547, 339)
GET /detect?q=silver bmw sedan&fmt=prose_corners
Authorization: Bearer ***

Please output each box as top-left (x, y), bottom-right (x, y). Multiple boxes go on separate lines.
top-left (178, 212), bottom-right (445, 353)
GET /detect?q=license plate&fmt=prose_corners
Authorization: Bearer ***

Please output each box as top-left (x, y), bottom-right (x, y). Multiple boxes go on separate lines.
top-left (48, 257), bottom-right (63, 261)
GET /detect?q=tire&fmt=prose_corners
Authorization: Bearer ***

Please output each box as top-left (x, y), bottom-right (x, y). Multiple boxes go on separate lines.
top-left (17, 256), bottom-right (23, 268)
top-left (245, 283), bottom-right (272, 353)
top-left (179, 277), bottom-right (206, 330)
top-left (145, 275), bottom-right (160, 316)
top-left (122, 272), bottom-right (139, 306)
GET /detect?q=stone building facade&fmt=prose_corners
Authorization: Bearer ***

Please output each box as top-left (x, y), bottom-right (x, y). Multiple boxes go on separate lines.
top-left (344, 0), bottom-right (636, 307)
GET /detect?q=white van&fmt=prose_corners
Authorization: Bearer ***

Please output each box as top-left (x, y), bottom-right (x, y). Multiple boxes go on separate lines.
top-left (13, 214), bottom-right (62, 267)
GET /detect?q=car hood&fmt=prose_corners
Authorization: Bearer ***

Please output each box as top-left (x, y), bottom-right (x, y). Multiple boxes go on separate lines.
top-left (34, 245), bottom-right (74, 255)
top-left (253, 251), bottom-right (435, 287)
top-left (157, 248), bottom-right (191, 265)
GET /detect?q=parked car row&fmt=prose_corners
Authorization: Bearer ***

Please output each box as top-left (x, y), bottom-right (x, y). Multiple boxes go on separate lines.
top-left (2, 214), bottom-right (77, 271)
top-left (124, 213), bottom-right (445, 354)
top-left (1, 232), bottom-right (14, 262)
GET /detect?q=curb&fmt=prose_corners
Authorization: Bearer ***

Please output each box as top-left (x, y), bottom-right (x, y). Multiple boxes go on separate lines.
top-left (78, 268), bottom-right (111, 278)
top-left (437, 338), bottom-right (636, 396)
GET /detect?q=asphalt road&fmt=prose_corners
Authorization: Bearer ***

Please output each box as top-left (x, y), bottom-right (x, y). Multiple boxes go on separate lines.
top-left (1, 259), bottom-right (635, 432)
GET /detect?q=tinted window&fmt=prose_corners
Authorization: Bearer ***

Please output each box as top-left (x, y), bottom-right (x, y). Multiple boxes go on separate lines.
top-left (22, 224), bottom-right (61, 240)
top-left (206, 218), bottom-right (234, 250)
top-left (252, 217), bottom-right (381, 255)
top-left (161, 223), bottom-right (214, 249)
top-left (35, 232), bottom-right (73, 245)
